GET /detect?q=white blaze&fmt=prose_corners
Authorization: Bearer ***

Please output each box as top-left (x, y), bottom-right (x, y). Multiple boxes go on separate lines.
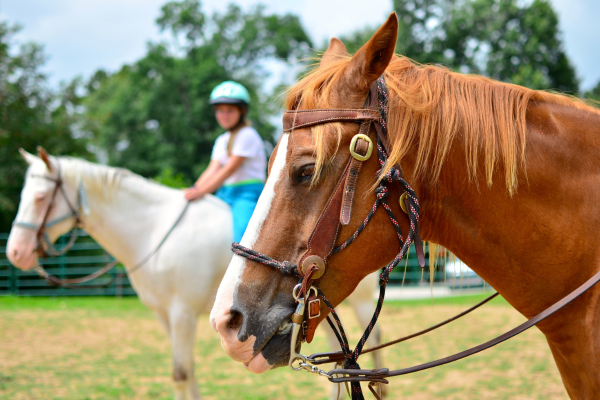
top-left (210, 134), bottom-right (289, 330)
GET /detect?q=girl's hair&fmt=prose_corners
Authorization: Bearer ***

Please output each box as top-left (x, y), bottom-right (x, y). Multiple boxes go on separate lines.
top-left (226, 110), bottom-right (252, 156)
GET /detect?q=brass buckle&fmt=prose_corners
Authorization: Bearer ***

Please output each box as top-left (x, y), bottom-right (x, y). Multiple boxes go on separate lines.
top-left (308, 297), bottom-right (321, 319)
top-left (399, 192), bottom-right (408, 214)
top-left (350, 134), bottom-right (373, 161)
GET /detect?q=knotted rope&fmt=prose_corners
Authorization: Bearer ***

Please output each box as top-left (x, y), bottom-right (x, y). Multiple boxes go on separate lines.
top-left (231, 77), bottom-right (421, 399)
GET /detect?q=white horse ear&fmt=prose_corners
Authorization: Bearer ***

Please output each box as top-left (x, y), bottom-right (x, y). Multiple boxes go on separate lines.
top-left (19, 148), bottom-right (39, 165)
top-left (37, 146), bottom-right (53, 171)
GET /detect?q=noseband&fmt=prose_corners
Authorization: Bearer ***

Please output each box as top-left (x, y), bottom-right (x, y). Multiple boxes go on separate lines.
top-left (13, 162), bottom-right (82, 258)
top-left (233, 77), bottom-right (426, 396)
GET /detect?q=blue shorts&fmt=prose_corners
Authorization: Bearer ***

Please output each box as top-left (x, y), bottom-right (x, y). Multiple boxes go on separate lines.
top-left (216, 182), bottom-right (264, 242)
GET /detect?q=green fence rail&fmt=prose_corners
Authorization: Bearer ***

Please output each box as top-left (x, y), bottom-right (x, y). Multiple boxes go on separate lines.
top-left (388, 245), bottom-right (457, 286)
top-left (0, 231), bottom-right (135, 296)
top-left (1, 231), bottom-right (481, 296)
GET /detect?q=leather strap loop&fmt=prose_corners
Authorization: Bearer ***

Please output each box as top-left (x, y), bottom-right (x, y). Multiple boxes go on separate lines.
top-left (297, 161), bottom-right (352, 274)
top-left (341, 134), bottom-right (371, 226)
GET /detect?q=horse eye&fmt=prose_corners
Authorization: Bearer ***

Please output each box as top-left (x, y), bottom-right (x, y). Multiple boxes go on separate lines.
top-left (35, 194), bottom-right (46, 202)
top-left (301, 166), bottom-right (315, 178)
top-left (293, 164), bottom-right (315, 184)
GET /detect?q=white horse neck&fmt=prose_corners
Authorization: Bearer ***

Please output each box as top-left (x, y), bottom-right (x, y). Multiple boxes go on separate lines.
top-left (60, 158), bottom-right (187, 268)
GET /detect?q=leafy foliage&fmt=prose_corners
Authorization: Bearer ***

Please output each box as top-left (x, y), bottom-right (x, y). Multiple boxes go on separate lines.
top-left (585, 81), bottom-right (600, 107)
top-left (80, 0), bottom-right (312, 181)
top-left (439, 0), bottom-right (579, 92)
top-left (0, 22), bottom-right (89, 231)
top-left (342, 0), bottom-right (579, 92)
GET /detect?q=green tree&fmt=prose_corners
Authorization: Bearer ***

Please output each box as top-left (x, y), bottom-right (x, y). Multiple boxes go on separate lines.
top-left (81, 0), bottom-right (312, 182)
top-left (393, 0), bottom-right (449, 63)
top-left (585, 81), bottom-right (600, 106)
top-left (339, 0), bottom-right (579, 92)
top-left (0, 22), bottom-right (89, 231)
top-left (440, 0), bottom-right (579, 92)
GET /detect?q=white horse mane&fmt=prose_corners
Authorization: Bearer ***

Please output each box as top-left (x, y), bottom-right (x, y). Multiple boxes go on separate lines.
top-left (57, 156), bottom-right (169, 201)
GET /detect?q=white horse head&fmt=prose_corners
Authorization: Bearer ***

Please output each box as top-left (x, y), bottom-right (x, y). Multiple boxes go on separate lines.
top-left (7, 147), bottom-right (81, 270)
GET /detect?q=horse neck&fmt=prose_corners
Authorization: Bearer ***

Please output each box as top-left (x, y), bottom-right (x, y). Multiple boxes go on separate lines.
top-left (397, 101), bottom-right (600, 321)
top-left (70, 168), bottom-right (182, 267)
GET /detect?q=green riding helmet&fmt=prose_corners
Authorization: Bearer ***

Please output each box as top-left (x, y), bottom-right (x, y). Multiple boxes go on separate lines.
top-left (209, 81), bottom-right (251, 107)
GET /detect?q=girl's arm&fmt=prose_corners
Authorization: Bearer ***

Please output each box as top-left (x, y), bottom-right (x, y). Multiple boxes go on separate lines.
top-left (194, 160), bottom-right (222, 188)
top-left (184, 156), bottom-right (246, 201)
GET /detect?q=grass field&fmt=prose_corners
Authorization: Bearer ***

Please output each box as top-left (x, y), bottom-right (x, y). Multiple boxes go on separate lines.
top-left (0, 294), bottom-right (569, 399)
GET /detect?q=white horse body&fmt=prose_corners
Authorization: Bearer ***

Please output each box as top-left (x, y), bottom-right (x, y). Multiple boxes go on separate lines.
top-left (8, 152), bottom-right (232, 399)
top-left (78, 174), bottom-right (232, 314)
top-left (7, 150), bottom-right (381, 400)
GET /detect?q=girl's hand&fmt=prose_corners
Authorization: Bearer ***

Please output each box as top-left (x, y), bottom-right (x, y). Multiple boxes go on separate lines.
top-left (184, 187), bottom-right (205, 201)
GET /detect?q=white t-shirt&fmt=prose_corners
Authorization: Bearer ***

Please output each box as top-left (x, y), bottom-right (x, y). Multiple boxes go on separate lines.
top-left (211, 126), bottom-right (267, 186)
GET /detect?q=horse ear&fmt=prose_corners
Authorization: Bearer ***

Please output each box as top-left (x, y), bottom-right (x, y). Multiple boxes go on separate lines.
top-left (320, 38), bottom-right (348, 68)
top-left (37, 146), bottom-right (53, 171)
top-left (19, 148), bottom-right (38, 165)
top-left (345, 12), bottom-right (398, 91)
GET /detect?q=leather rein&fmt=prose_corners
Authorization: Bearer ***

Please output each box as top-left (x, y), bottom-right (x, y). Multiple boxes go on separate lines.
top-left (12, 161), bottom-right (190, 288)
top-left (231, 77), bottom-right (600, 400)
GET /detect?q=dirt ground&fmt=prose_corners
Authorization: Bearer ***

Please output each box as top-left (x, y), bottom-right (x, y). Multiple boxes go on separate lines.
top-left (0, 295), bottom-right (569, 399)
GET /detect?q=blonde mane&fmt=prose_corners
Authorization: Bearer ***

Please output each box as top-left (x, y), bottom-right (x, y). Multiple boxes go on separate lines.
top-left (286, 55), bottom-right (600, 194)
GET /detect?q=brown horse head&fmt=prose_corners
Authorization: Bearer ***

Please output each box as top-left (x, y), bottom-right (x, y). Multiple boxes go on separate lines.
top-left (209, 13), bottom-right (405, 373)
top-left (211, 12), bottom-right (600, 398)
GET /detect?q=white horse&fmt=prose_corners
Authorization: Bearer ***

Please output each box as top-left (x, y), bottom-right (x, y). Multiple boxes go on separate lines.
top-left (7, 148), bottom-right (232, 400)
top-left (6, 148), bottom-right (382, 400)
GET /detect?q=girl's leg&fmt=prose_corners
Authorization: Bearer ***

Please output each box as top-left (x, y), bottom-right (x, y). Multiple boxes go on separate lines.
top-left (231, 197), bottom-right (259, 242)
top-left (230, 184), bottom-right (263, 242)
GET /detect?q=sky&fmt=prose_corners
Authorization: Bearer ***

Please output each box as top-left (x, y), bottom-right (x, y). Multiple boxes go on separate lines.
top-left (1, 0), bottom-right (599, 91)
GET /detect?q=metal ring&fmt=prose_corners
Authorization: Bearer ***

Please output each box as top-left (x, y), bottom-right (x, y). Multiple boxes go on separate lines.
top-left (290, 355), bottom-right (306, 371)
top-left (293, 284), bottom-right (302, 301)
top-left (293, 284), bottom-right (318, 301)
top-left (350, 134), bottom-right (373, 161)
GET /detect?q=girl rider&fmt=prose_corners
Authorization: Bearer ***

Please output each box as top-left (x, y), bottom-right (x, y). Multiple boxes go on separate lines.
top-left (184, 81), bottom-right (266, 242)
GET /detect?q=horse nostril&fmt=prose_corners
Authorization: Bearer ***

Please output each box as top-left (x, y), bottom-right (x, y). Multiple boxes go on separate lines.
top-left (13, 249), bottom-right (19, 259)
top-left (227, 310), bottom-right (243, 331)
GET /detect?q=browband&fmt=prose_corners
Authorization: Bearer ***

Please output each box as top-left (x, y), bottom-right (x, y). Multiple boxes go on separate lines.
top-left (283, 109), bottom-right (380, 132)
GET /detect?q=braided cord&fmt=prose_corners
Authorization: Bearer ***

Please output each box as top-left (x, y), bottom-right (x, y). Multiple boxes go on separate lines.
top-left (231, 242), bottom-right (300, 277)
top-left (322, 77), bottom-right (421, 399)
top-left (230, 76), bottom-right (421, 400)
top-left (333, 78), bottom-right (421, 383)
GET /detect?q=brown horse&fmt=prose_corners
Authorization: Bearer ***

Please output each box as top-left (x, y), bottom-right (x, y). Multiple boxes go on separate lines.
top-left (210, 13), bottom-right (600, 398)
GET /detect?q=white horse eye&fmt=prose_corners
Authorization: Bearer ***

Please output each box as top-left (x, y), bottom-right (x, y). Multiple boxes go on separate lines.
top-left (35, 193), bottom-right (46, 201)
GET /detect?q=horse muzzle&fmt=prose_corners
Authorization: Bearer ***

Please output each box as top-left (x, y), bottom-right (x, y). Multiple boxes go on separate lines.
top-left (6, 229), bottom-right (38, 270)
top-left (211, 298), bottom-right (296, 373)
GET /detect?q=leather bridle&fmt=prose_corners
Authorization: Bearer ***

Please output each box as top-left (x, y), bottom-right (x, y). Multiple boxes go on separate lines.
top-left (12, 160), bottom-right (191, 288)
top-left (232, 77), bottom-right (600, 400)
top-left (233, 76), bottom-right (426, 397)
top-left (13, 162), bottom-right (82, 259)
